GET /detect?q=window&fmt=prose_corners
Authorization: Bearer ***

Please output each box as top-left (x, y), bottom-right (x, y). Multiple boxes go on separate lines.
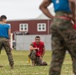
top-left (19, 23), bottom-right (28, 31)
top-left (37, 23), bottom-right (46, 31)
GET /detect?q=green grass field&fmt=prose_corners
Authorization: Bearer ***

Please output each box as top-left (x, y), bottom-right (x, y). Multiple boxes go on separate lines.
top-left (0, 50), bottom-right (73, 75)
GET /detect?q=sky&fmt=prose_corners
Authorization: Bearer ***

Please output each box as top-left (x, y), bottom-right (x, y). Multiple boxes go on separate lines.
top-left (0, 0), bottom-right (53, 20)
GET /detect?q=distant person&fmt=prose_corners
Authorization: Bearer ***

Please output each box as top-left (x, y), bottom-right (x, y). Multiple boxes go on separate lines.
top-left (40, 0), bottom-right (75, 75)
top-left (0, 15), bottom-right (14, 69)
top-left (28, 36), bottom-right (47, 66)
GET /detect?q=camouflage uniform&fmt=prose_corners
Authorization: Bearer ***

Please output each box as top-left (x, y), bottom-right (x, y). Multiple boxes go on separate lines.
top-left (28, 50), bottom-right (42, 66)
top-left (28, 50), bottom-right (47, 66)
top-left (0, 37), bottom-right (14, 68)
top-left (49, 12), bottom-right (76, 75)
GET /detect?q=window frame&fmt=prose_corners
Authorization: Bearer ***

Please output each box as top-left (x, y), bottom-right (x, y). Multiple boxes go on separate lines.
top-left (37, 23), bottom-right (46, 32)
top-left (19, 23), bottom-right (28, 31)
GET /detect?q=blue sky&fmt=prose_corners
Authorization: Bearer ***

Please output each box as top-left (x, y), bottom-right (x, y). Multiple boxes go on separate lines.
top-left (0, 0), bottom-right (53, 20)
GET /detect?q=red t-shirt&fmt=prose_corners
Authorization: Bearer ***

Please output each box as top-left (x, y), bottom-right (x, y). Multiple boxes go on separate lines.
top-left (31, 41), bottom-right (45, 57)
top-left (73, 24), bottom-right (76, 29)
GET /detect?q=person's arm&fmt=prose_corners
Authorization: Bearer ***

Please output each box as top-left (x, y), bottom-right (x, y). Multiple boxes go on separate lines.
top-left (69, 0), bottom-right (75, 24)
top-left (39, 0), bottom-right (54, 19)
top-left (41, 42), bottom-right (45, 58)
top-left (41, 47), bottom-right (45, 58)
top-left (8, 27), bottom-right (12, 49)
top-left (30, 43), bottom-right (39, 51)
top-left (8, 28), bottom-right (11, 41)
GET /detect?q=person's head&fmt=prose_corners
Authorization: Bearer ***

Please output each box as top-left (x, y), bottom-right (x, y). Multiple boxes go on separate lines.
top-left (35, 36), bottom-right (41, 43)
top-left (0, 15), bottom-right (7, 23)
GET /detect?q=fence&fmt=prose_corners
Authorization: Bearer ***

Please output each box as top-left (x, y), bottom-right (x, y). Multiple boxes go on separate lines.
top-left (15, 35), bottom-right (52, 50)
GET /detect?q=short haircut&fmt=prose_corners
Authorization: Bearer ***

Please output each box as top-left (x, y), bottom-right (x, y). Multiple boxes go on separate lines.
top-left (0, 15), bottom-right (7, 21)
top-left (35, 36), bottom-right (40, 39)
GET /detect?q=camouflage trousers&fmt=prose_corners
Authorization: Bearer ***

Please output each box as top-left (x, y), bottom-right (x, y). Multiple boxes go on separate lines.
top-left (0, 38), bottom-right (14, 67)
top-left (33, 56), bottom-right (47, 66)
top-left (34, 56), bottom-right (42, 66)
top-left (29, 50), bottom-right (42, 66)
top-left (49, 17), bottom-right (76, 75)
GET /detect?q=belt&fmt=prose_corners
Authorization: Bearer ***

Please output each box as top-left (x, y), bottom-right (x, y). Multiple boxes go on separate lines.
top-left (55, 16), bottom-right (71, 21)
top-left (55, 11), bottom-right (72, 20)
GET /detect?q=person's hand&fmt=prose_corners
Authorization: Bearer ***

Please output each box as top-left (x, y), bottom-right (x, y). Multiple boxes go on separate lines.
top-left (35, 48), bottom-right (39, 50)
top-left (72, 18), bottom-right (76, 24)
top-left (69, 15), bottom-right (75, 24)
top-left (40, 56), bottom-right (42, 60)
top-left (75, 17), bottom-right (76, 24)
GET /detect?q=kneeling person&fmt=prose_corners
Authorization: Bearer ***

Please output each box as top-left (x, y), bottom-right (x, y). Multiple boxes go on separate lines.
top-left (29, 36), bottom-right (47, 66)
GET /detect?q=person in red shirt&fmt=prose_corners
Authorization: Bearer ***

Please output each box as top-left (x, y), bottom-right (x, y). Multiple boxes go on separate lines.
top-left (29, 36), bottom-right (47, 66)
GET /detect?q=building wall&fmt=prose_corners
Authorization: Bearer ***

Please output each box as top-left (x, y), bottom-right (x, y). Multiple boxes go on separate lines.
top-left (15, 35), bottom-right (52, 50)
top-left (7, 19), bottom-right (51, 35)
top-left (28, 20), bottom-right (49, 34)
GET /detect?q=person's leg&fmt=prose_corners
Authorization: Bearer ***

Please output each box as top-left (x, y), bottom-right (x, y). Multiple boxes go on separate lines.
top-left (67, 30), bottom-right (76, 75)
top-left (49, 33), bottom-right (66, 75)
top-left (32, 60), bottom-right (36, 66)
top-left (0, 39), bottom-right (3, 54)
top-left (35, 56), bottom-right (42, 66)
top-left (34, 57), bottom-right (38, 66)
top-left (3, 40), bottom-right (14, 69)
top-left (36, 57), bottom-right (47, 66)
top-left (67, 41), bottom-right (76, 75)
top-left (49, 18), bottom-right (67, 75)
top-left (0, 39), bottom-right (3, 67)
top-left (28, 50), bottom-right (36, 66)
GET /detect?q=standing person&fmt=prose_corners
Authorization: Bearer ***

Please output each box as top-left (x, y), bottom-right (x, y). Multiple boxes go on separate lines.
top-left (0, 15), bottom-right (14, 69)
top-left (40, 0), bottom-right (75, 75)
top-left (29, 36), bottom-right (47, 66)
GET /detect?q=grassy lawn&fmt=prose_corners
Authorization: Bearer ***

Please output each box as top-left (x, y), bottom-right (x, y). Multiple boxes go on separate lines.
top-left (0, 50), bottom-right (73, 75)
